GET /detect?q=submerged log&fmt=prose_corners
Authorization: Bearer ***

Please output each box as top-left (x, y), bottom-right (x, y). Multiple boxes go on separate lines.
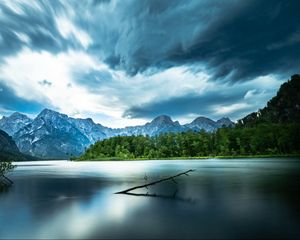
top-left (115, 169), bottom-right (195, 194)
top-left (120, 191), bottom-right (196, 204)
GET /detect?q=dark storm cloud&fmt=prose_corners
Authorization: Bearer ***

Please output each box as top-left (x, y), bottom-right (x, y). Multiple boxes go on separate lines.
top-left (182, 0), bottom-right (300, 82)
top-left (1, 0), bottom-right (299, 81)
top-left (0, 82), bottom-right (44, 113)
top-left (123, 88), bottom-right (245, 119)
top-left (0, 1), bottom-right (64, 56)
top-left (123, 76), bottom-right (282, 121)
top-left (123, 93), bottom-right (257, 121)
top-left (0, 0), bottom-right (84, 59)
top-left (85, 0), bottom-right (245, 75)
top-left (82, 0), bottom-right (300, 80)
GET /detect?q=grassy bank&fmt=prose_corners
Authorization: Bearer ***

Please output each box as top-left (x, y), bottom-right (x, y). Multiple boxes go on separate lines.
top-left (72, 153), bottom-right (300, 161)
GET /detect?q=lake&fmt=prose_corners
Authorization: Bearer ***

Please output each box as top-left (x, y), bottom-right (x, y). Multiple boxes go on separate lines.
top-left (1, 158), bottom-right (300, 239)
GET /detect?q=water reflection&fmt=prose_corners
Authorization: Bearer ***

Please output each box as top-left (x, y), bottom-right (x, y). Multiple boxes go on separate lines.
top-left (0, 159), bottom-right (300, 239)
top-left (0, 182), bottom-right (11, 194)
top-left (120, 190), bottom-right (198, 204)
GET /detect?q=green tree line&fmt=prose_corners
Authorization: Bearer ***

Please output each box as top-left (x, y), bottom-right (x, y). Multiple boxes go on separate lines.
top-left (78, 123), bottom-right (300, 160)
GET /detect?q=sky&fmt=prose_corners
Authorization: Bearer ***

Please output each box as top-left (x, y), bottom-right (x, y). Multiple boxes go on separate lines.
top-left (0, 0), bottom-right (299, 127)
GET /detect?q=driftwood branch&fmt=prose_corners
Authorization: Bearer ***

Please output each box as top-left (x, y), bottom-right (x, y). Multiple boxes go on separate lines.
top-left (1, 174), bottom-right (13, 185)
top-left (120, 191), bottom-right (196, 204)
top-left (115, 169), bottom-right (195, 194)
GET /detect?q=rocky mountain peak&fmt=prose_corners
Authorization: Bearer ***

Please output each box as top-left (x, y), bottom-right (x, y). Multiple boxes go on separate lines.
top-left (150, 115), bottom-right (174, 125)
top-left (0, 112), bottom-right (32, 136)
top-left (85, 118), bottom-right (94, 123)
top-left (80, 118), bottom-right (96, 125)
top-left (10, 112), bottom-right (30, 119)
top-left (191, 116), bottom-right (215, 125)
top-left (38, 108), bottom-right (61, 117)
top-left (216, 117), bottom-right (234, 127)
top-left (36, 108), bottom-right (68, 122)
top-left (217, 117), bottom-right (230, 121)
top-left (186, 116), bottom-right (217, 132)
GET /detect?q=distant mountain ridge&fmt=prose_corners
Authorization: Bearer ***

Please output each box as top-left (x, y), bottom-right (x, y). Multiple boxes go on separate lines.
top-left (0, 110), bottom-right (233, 158)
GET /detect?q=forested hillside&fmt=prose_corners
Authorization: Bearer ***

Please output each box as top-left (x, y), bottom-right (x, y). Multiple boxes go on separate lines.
top-left (238, 74), bottom-right (300, 126)
top-left (78, 123), bottom-right (300, 160)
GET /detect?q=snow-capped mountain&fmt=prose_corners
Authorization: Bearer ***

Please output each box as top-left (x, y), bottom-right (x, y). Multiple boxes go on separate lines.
top-left (185, 116), bottom-right (218, 132)
top-left (140, 115), bottom-right (183, 136)
top-left (68, 117), bottom-right (108, 143)
top-left (115, 115), bottom-right (183, 137)
top-left (0, 112), bottom-right (32, 136)
top-left (13, 109), bottom-right (91, 159)
top-left (216, 117), bottom-right (235, 128)
top-left (0, 109), bottom-right (234, 158)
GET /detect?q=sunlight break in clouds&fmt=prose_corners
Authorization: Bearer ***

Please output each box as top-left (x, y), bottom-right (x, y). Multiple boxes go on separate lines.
top-left (0, 48), bottom-right (116, 118)
top-left (214, 103), bottom-right (251, 116)
top-left (0, 47), bottom-right (210, 127)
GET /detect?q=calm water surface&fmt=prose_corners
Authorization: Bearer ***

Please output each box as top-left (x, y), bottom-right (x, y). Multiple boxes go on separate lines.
top-left (0, 158), bottom-right (300, 239)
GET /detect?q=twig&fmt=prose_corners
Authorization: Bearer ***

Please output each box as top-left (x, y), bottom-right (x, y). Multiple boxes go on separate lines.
top-left (115, 169), bottom-right (195, 194)
top-left (1, 174), bottom-right (13, 185)
top-left (171, 177), bottom-right (177, 184)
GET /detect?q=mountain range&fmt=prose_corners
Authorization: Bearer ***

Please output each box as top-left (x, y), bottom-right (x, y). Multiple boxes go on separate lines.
top-left (0, 110), bottom-right (233, 159)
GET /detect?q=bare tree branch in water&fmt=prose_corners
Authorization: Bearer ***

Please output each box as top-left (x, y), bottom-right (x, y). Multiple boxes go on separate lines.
top-left (119, 190), bottom-right (197, 204)
top-left (115, 169), bottom-right (195, 194)
top-left (1, 174), bottom-right (13, 184)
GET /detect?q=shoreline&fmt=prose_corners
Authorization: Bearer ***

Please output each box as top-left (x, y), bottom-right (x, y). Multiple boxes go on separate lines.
top-left (12, 154), bottom-right (300, 162)
top-left (73, 154), bottom-right (300, 162)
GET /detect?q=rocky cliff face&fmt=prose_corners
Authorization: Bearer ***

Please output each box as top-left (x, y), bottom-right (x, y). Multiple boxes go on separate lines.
top-left (0, 130), bottom-right (34, 161)
top-left (13, 109), bottom-right (91, 159)
top-left (0, 112), bottom-right (32, 136)
top-left (68, 117), bottom-right (108, 143)
top-left (0, 130), bottom-right (19, 153)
